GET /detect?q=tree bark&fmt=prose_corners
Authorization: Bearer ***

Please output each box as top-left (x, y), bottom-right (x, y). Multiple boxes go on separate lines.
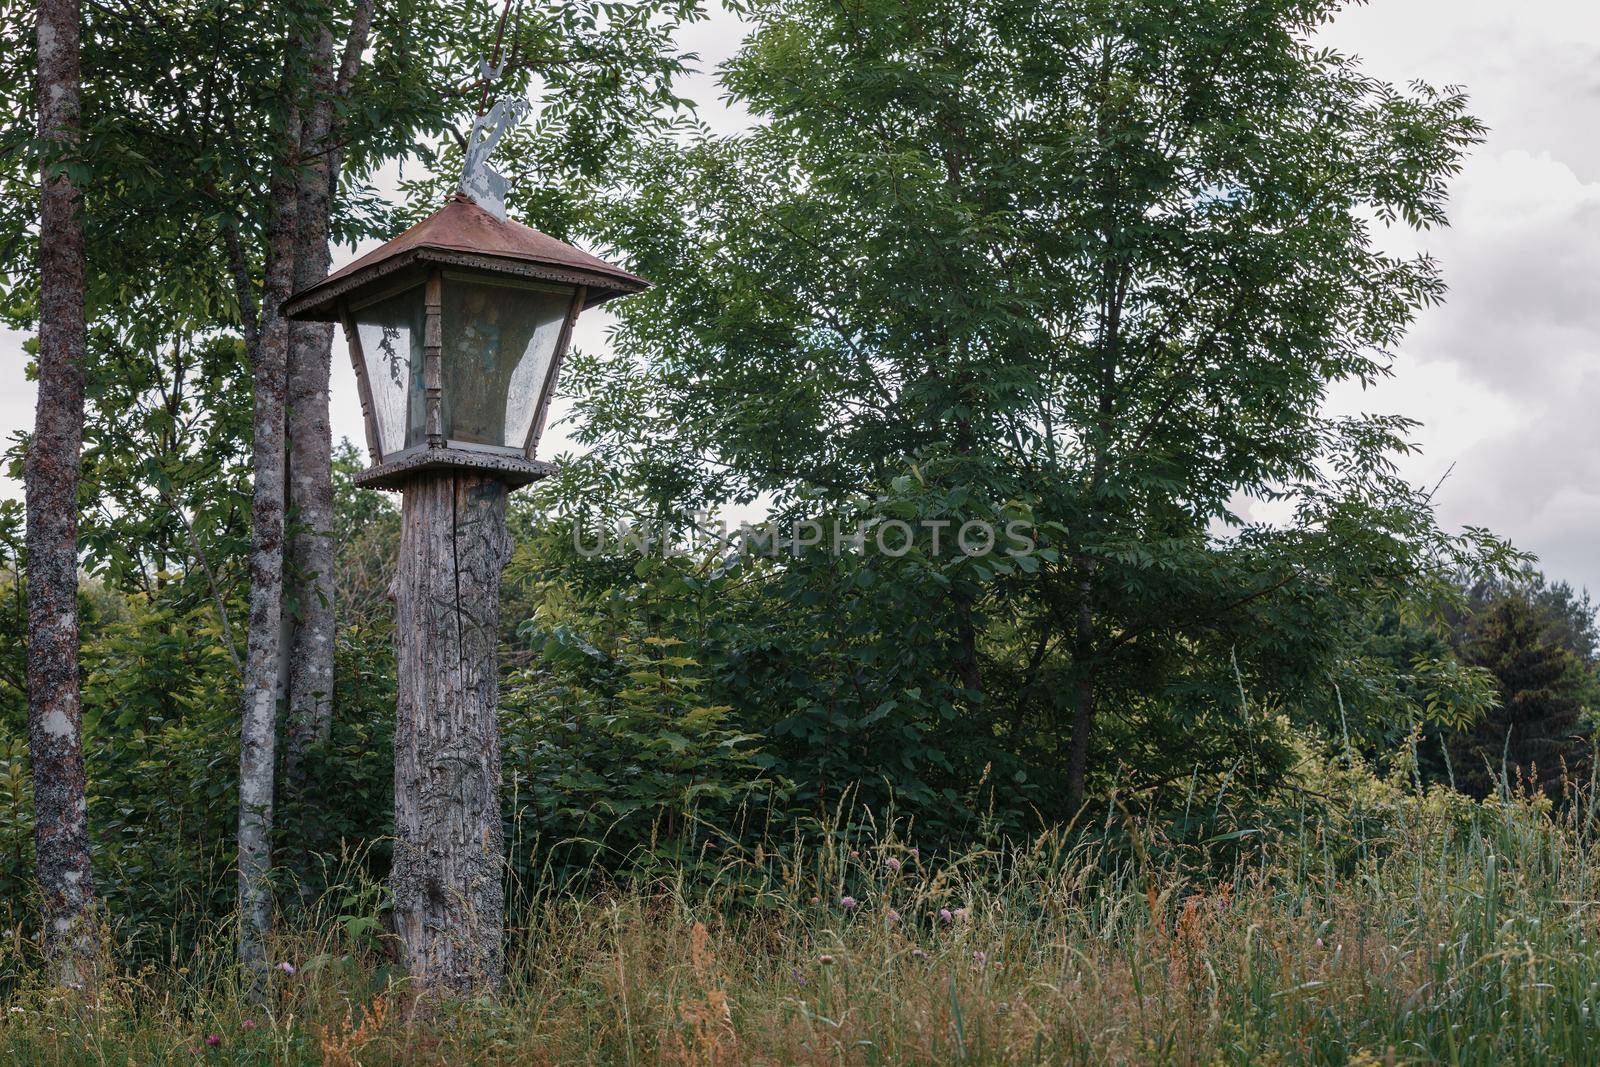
top-left (282, 0), bottom-right (372, 810)
top-left (237, 103), bottom-right (302, 977)
top-left (282, 93), bottom-right (338, 811)
top-left (1064, 571), bottom-right (1096, 814)
top-left (1065, 672), bottom-right (1096, 814)
top-left (27, 0), bottom-right (96, 987)
top-left (390, 472), bottom-right (510, 994)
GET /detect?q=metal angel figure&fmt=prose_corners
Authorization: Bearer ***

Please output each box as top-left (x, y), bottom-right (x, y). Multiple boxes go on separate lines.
top-left (459, 96), bottom-right (531, 220)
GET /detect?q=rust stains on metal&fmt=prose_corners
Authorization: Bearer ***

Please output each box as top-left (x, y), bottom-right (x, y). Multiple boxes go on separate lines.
top-left (284, 194), bottom-right (649, 321)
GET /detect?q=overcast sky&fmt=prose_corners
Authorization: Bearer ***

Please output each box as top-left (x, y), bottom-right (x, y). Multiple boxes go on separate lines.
top-left (4, 1), bottom-right (1599, 590)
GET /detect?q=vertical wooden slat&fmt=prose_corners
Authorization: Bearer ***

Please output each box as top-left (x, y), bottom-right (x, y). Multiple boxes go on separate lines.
top-left (424, 269), bottom-right (444, 447)
top-left (524, 284), bottom-right (586, 459)
top-left (339, 300), bottom-right (384, 462)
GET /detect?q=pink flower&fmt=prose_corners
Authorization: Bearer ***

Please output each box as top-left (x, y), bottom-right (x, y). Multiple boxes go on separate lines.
top-left (884, 857), bottom-right (902, 872)
top-left (886, 908), bottom-right (901, 925)
top-left (1314, 937), bottom-right (1325, 949)
top-left (241, 1019), bottom-right (257, 1031)
top-left (939, 908), bottom-right (953, 924)
top-left (972, 950), bottom-right (987, 969)
top-left (840, 895), bottom-right (857, 910)
top-left (205, 1034), bottom-right (222, 1048)
top-left (909, 848), bottom-right (920, 860)
top-left (953, 907), bottom-right (969, 922)
top-left (276, 961), bottom-right (295, 975)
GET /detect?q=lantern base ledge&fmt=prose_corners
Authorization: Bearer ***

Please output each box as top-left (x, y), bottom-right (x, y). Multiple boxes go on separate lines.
top-left (354, 446), bottom-right (558, 490)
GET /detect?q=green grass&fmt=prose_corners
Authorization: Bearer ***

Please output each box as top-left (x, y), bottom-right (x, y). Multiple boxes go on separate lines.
top-left (6, 763), bottom-right (1600, 1064)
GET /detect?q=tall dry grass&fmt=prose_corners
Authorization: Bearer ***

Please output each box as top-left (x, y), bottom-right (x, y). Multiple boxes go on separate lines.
top-left (5, 756), bottom-right (1600, 1064)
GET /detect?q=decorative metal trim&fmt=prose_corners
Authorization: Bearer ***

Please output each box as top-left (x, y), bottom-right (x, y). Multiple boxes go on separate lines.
top-left (353, 445), bottom-right (559, 491)
top-left (414, 250), bottom-right (645, 304)
top-left (283, 247), bottom-right (644, 321)
top-left (458, 97), bottom-right (530, 221)
top-left (440, 267), bottom-right (569, 296)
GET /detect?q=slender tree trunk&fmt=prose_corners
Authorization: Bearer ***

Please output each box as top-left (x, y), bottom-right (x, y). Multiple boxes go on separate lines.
top-left (1064, 42), bottom-right (1125, 817)
top-left (1064, 573), bottom-right (1096, 814)
top-left (281, 288), bottom-right (335, 900)
top-left (282, 26), bottom-right (340, 816)
top-left (27, 0), bottom-right (96, 987)
top-left (954, 610), bottom-right (981, 695)
top-left (282, 0), bottom-right (371, 821)
top-left (283, 326), bottom-right (335, 784)
top-left (390, 473), bottom-right (510, 994)
top-left (237, 103), bottom-right (302, 976)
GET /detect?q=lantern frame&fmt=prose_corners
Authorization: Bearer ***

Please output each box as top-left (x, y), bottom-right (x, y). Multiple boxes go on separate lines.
top-left (284, 194), bottom-right (648, 490)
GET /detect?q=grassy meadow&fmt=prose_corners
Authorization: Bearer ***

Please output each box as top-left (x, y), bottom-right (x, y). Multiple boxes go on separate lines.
top-left (4, 755), bottom-right (1600, 1065)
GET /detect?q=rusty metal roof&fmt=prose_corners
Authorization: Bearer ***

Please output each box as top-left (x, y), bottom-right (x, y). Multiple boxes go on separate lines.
top-left (284, 194), bottom-right (649, 321)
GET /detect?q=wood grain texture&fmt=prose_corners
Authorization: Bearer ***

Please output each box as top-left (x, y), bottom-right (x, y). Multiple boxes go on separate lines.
top-left (390, 472), bottom-right (510, 992)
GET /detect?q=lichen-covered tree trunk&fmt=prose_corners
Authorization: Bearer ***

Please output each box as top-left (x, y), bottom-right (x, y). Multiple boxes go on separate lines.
top-left (390, 473), bottom-right (510, 993)
top-left (237, 102), bottom-right (302, 976)
top-left (283, 251), bottom-right (337, 798)
top-left (27, 0), bottom-right (96, 987)
top-left (283, 2), bottom-right (371, 804)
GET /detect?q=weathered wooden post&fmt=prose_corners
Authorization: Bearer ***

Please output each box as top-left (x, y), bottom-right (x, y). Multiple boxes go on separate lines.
top-left (283, 107), bottom-right (647, 992)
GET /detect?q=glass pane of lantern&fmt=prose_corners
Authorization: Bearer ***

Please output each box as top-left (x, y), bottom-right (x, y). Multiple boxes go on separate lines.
top-left (353, 286), bottom-right (426, 456)
top-left (440, 274), bottom-right (572, 451)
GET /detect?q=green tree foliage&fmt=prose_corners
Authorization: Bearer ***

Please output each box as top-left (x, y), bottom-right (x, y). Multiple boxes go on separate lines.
top-left (0, 0), bottom-right (707, 940)
top-left (1442, 579), bottom-right (1598, 798)
top-left (0, 453), bottom-right (398, 952)
top-left (548, 0), bottom-right (1519, 822)
top-left (503, 609), bottom-right (779, 882)
top-left (0, 0), bottom-right (1557, 952)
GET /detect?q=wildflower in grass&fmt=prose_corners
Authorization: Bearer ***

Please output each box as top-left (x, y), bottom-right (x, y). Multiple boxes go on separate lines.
top-left (909, 848), bottom-right (919, 860)
top-left (840, 895), bottom-right (857, 910)
top-left (885, 856), bottom-right (901, 873)
top-left (791, 967), bottom-right (807, 986)
top-left (276, 961), bottom-right (295, 975)
top-left (205, 1034), bottom-right (221, 1047)
top-left (819, 954), bottom-right (835, 965)
top-left (1315, 937), bottom-right (1325, 949)
top-left (912, 947), bottom-right (927, 959)
top-left (953, 907), bottom-right (969, 922)
top-left (886, 908), bottom-right (901, 926)
top-left (241, 1019), bottom-right (257, 1031)
top-left (939, 908), bottom-right (953, 924)
top-left (972, 950), bottom-right (987, 969)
